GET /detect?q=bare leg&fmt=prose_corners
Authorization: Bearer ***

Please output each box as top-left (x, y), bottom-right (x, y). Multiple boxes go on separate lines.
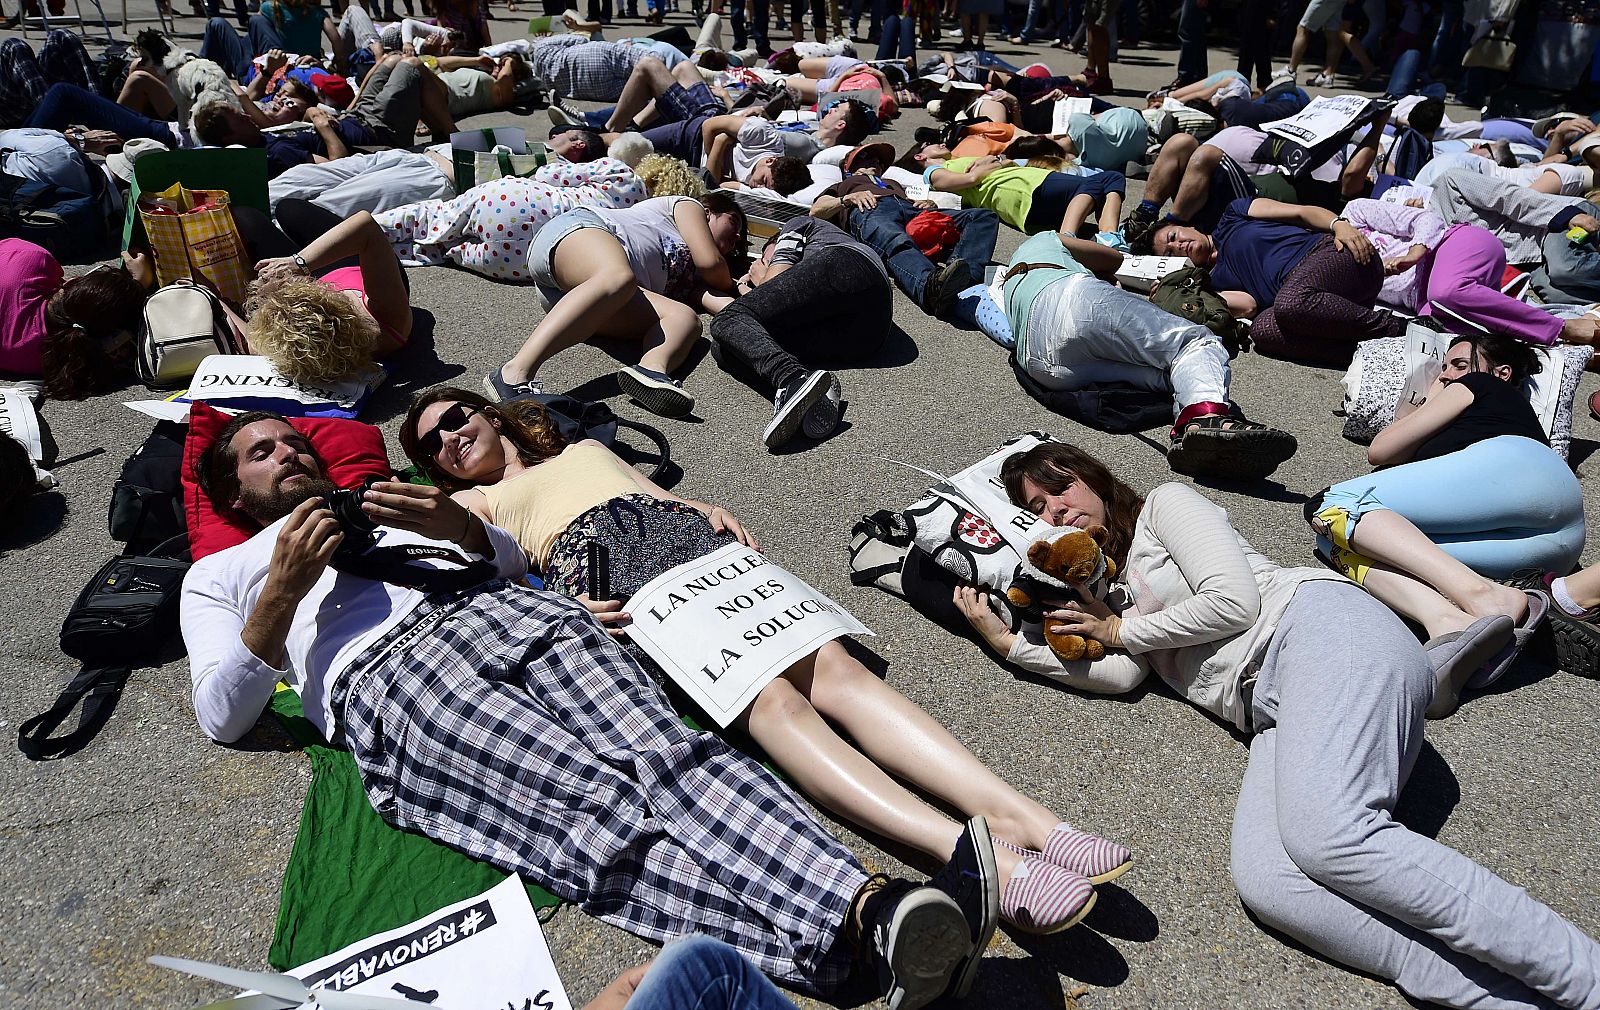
top-left (1143, 132), bottom-right (1199, 207)
top-left (415, 63), bottom-right (457, 139)
top-left (1339, 28), bottom-right (1376, 74)
top-left (603, 54), bottom-right (676, 133)
top-left (1360, 565), bottom-right (1480, 639)
top-left (501, 229), bottom-right (640, 382)
top-left (1340, 107), bottom-right (1387, 198)
top-left (117, 68), bottom-right (176, 118)
top-left (1320, 28), bottom-right (1345, 75)
top-left (1086, 23), bottom-right (1109, 78)
top-left (1345, 510), bottom-right (1531, 629)
top-left (785, 74), bottom-right (821, 102)
top-left (1097, 191), bottom-right (1122, 232)
top-left (615, 289), bottom-right (704, 372)
top-left (1060, 192), bottom-right (1096, 235)
top-left (1170, 141), bottom-right (1224, 219)
top-left (1288, 24), bottom-right (1312, 73)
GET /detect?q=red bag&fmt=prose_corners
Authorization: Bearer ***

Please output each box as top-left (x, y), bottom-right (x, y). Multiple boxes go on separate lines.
top-left (906, 210), bottom-right (961, 262)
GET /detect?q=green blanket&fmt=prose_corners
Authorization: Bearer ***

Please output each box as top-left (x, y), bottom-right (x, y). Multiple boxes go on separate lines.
top-left (267, 689), bottom-right (561, 971)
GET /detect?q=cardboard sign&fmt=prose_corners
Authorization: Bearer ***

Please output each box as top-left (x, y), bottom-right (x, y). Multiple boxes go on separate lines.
top-left (181, 354), bottom-right (386, 418)
top-left (0, 388), bottom-right (54, 489)
top-left (285, 877), bottom-right (570, 1010)
top-left (1264, 95), bottom-right (1376, 147)
top-left (624, 543), bottom-right (871, 727)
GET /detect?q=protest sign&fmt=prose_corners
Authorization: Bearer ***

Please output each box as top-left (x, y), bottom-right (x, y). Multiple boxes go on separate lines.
top-left (0, 388), bottom-right (55, 489)
top-left (1263, 94), bottom-right (1377, 147)
top-left (624, 542), bottom-right (871, 727)
top-left (181, 354), bottom-right (387, 418)
top-left (286, 876), bottom-right (570, 1010)
top-left (1050, 97), bottom-right (1093, 135)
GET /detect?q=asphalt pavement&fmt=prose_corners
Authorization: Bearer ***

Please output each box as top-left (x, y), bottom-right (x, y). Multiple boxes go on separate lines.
top-left (2, 9), bottom-right (1599, 1010)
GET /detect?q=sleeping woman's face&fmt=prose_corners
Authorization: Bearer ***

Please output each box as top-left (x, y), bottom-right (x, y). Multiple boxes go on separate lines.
top-left (1440, 339), bottom-right (1512, 383)
top-left (413, 400), bottom-right (508, 483)
top-left (1019, 468), bottom-right (1108, 530)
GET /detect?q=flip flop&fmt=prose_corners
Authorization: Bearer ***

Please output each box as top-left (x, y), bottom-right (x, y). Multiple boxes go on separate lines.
top-left (1423, 614), bottom-right (1515, 719)
top-left (1469, 590), bottom-right (1551, 691)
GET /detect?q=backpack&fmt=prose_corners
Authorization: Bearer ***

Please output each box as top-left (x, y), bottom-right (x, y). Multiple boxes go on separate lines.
top-left (0, 169), bottom-right (114, 264)
top-left (1380, 125), bottom-right (1433, 181)
top-left (108, 421), bottom-right (189, 550)
top-left (1149, 264), bottom-right (1251, 358)
top-left (509, 391), bottom-right (672, 483)
top-left (137, 280), bottom-right (242, 389)
top-left (1009, 360), bottom-right (1174, 434)
top-left (17, 537), bottom-right (190, 760)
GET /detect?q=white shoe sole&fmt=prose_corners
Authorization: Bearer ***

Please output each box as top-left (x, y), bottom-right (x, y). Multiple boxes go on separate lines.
top-left (884, 889), bottom-right (973, 1010)
top-left (617, 368), bottom-right (693, 417)
top-left (762, 370), bottom-right (831, 448)
top-left (800, 372), bottom-right (842, 441)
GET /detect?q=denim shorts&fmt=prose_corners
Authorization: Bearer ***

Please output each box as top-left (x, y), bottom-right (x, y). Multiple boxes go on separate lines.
top-left (1298, 0), bottom-right (1344, 31)
top-left (527, 207), bottom-right (609, 304)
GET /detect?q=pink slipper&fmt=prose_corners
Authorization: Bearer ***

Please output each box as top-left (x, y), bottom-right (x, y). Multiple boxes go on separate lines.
top-left (997, 824), bottom-right (1133, 885)
top-left (1000, 859), bottom-right (1096, 934)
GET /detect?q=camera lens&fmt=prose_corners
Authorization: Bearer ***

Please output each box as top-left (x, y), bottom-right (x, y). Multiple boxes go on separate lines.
top-left (327, 477), bottom-right (380, 539)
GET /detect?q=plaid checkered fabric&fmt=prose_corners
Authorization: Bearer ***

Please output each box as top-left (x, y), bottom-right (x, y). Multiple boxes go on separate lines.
top-left (338, 583), bottom-right (864, 994)
top-left (139, 185), bottom-right (250, 304)
top-left (528, 35), bottom-right (643, 102)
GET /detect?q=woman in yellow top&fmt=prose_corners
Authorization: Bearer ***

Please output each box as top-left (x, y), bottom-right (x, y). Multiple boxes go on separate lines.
top-left (909, 137), bottom-right (1125, 238)
top-left (401, 386), bottom-right (1134, 935)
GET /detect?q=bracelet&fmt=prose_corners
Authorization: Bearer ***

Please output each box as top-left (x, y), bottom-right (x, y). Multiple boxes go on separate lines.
top-left (459, 509), bottom-right (474, 544)
top-left (292, 253), bottom-right (308, 272)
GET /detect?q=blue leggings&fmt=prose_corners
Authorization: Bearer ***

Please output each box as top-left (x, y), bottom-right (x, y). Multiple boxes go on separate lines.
top-left (1315, 436), bottom-right (1585, 580)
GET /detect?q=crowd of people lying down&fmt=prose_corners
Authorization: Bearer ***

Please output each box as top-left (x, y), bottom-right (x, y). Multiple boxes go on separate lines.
top-left (4, 2), bottom-right (1600, 1008)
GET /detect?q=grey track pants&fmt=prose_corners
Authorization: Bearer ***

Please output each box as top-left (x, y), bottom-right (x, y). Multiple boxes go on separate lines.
top-left (1232, 580), bottom-right (1600, 1010)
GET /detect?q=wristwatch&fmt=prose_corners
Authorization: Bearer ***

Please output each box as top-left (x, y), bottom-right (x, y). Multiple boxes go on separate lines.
top-left (292, 253), bottom-right (308, 272)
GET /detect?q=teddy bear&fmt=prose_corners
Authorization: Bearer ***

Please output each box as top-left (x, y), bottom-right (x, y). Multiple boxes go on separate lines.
top-left (1005, 525), bottom-right (1118, 662)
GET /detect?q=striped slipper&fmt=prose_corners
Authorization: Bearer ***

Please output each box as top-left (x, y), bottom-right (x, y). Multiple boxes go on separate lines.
top-left (996, 825), bottom-right (1134, 885)
top-left (1000, 859), bottom-right (1096, 935)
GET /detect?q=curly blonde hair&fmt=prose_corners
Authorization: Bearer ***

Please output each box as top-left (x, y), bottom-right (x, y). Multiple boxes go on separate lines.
top-left (245, 275), bottom-right (378, 384)
top-left (636, 153), bottom-right (706, 198)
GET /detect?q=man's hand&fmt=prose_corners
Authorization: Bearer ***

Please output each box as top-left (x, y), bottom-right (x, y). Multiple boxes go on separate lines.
top-left (577, 595), bottom-right (632, 639)
top-left (1331, 219), bottom-right (1374, 265)
top-left (842, 189), bottom-right (879, 212)
top-left (579, 962), bottom-right (652, 1010)
top-left (1031, 87), bottom-right (1069, 104)
top-left (266, 498), bottom-right (344, 603)
top-left (1571, 213), bottom-right (1600, 234)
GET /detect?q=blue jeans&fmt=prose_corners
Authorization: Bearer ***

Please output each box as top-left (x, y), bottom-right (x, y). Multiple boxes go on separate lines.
top-left (848, 0), bottom-right (881, 35)
top-left (626, 937), bottom-right (799, 1010)
top-left (849, 198), bottom-right (999, 309)
top-left (1535, 201), bottom-right (1600, 305)
top-left (24, 82), bottom-right (178, 146)
top-left (200, 16), bottom-right (286, 83)
top-left (1427, 0), bottom-right (1463, 77)
top-left (1055, 0), bottom-right (1081, 42)
top-left (1176, 0), bottom-right (1207, 82)
top-left (730, 0), bottom-right (770, 50)
top-left (875, 11), bottom-right (915, 59)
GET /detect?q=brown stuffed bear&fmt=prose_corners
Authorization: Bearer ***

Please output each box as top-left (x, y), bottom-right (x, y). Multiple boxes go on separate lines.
top-left (1005, 525), bottom-right (1118, 662)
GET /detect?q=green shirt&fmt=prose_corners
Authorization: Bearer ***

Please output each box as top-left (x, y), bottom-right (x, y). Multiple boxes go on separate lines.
top-left (1002, 230), bottom-right (1089, 360)
top-left (929, 156), bottom-right (1049, 231)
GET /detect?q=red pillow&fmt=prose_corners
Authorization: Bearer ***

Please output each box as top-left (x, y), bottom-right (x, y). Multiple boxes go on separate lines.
top-left (182, 401), bottom-right (391, 560)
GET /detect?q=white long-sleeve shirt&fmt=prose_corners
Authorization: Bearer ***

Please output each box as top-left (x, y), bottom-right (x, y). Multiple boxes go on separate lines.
top-left (181, 517), bottom-right (528, 743)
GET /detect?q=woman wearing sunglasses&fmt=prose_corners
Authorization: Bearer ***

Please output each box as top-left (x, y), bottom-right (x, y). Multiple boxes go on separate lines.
top-left (0, 240), bottom-right (153, 401)
top-left (401, 386), bottom-right (1134, 936)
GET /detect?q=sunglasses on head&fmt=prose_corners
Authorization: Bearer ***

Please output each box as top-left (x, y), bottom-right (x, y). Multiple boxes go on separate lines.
top-left (418, 402), bottom-right (480, 460)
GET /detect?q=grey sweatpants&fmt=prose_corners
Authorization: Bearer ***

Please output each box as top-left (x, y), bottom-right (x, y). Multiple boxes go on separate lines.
top-left (1232, 580), bottom-right (1600, 1010)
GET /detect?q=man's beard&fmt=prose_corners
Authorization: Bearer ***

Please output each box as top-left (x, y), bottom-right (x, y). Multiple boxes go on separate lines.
top-left (239, 474), bottom-right (338, 525)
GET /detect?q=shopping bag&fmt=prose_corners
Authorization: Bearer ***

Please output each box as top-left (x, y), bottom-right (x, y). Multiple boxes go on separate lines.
top-left (137, 182), bottom-right (250, 305)
top-left (449, 127), bottom-right (549, 192)
top-left (121, 147), bottom-right (269, 250)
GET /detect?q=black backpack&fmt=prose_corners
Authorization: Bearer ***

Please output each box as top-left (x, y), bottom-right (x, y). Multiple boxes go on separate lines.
top-left (18, 537), bottom-right (190, 760)
top-left (108, 421), bottom-right (188, 551)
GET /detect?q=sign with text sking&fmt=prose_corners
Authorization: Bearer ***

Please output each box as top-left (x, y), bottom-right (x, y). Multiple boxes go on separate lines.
top-left (625, 543), bottom-right (871, 727)
top-left (284, 877), bottom-right (570, 1010)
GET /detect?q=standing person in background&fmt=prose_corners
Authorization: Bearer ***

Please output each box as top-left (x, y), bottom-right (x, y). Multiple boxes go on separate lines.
top-left (1173, 0), bottom-right (1207, 88)
top-left (258, 0), bottom-right (350, 71)
top-left (1235, 0), bottom-right (1276, 89)
top-left (1078, 0), bottom-right (1119, 93)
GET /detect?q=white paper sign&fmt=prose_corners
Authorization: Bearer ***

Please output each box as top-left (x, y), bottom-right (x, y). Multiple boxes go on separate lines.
top-left (285, 877), bottom-right (570, 1010)
top-left (1264, 95), bottom-right (1375, 147)
top-left (1050, 97), bottom-right (1093, 135)
top-left (624, 542), bottom-right (871, 727)
top-left (0, 388), bottom-right (54, 489)
top-left (183, 354), bottom-right (386, 415)
top-left (899, 180), bottom-right (964, 210)
top-left (1114, 255), bottom-right (1190, 294)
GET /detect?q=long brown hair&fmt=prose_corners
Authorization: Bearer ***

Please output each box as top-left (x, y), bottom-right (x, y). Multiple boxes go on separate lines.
top-left (400, 387), bottom-right (567, 492)
top-left (1000, 442), bottom-right (1145, 569)
top-left (42, 267), bottom-right (147, 400)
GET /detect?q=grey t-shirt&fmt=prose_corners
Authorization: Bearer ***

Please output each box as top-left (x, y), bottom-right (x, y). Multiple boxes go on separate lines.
top-left (780, 131), bottom-right (821, 163)
top-left (768, 217), bottom-right (888, 282)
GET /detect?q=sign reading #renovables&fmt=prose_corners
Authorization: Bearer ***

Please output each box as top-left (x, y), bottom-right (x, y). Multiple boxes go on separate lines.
top-left (625, 542), bottom-right (872, 728)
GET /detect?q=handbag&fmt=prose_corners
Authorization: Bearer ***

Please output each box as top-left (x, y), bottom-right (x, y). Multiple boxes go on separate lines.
top-left (17, 537), bottom-right (190, 761)
top-left (1462, 34), bottom-right (1517, 73)
top-left (449, 127), bottom-right (549, 192)
top-left (137, 183), bottom-right (250, 304)
top-left (137, 280), bottom-right (242, 389)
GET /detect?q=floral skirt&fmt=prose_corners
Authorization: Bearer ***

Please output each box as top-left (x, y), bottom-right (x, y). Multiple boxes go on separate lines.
top-left (543, 493), bottom-right (732, 600)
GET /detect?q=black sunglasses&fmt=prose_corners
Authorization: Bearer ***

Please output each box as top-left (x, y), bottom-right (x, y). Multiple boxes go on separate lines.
top-left (418, 403), bottom-right (480, 460)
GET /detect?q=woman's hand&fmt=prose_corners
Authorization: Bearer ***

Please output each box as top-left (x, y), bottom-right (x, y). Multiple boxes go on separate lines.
top-left (971, 155), bottom-right (1008, 180)
top-left (361, 481), bottom-right (475, 542)
top-left (1045, 599), bottom-right (1122, 649)
top-left (256, 255), bottom-right (309, 283)
top-left (707, 506), bottom-right (761, 551)
top-left (1031, 87), bottom-right (1069, 104)
top-left (952, 584), bottom-right (1014, 653)
top-left (121, 249), bottom-right (156, 290)
top-left (577, 594), bottom-right (632, 639)
top-left (1331, 220), bottom-right (1375, 265)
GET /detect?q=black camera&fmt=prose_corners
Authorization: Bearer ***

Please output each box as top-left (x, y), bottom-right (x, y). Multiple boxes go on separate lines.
top-left (326, 475), bottom-right (382, 553)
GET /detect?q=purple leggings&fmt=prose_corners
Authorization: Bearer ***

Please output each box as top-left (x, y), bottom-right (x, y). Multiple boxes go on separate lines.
top-left (1251, 236), bottom-right (1404, 366)
top-left (1418, 223), bottom-right (1563, 346)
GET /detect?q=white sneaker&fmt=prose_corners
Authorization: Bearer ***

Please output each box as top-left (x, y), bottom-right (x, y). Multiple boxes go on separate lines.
top-left (1307, 71), bottom-right (1335, 87)
top-left (1270, 65), bottom-right (1294, 80)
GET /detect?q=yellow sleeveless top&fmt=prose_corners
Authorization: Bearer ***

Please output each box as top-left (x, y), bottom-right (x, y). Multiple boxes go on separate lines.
top-left (481, 442), bottom-right (643, 567)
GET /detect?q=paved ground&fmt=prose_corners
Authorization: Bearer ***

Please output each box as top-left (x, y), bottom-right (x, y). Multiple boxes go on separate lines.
top-left (3, 8), bottom-right (1600, 1010)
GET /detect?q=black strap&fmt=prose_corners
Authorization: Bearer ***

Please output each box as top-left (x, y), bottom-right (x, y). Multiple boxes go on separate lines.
top-left (17, 663), bottom-right (132, 761)
top-left (329, 543), bottom-right (497, 593)
top-left (613, 417), bottom-right (671, 483)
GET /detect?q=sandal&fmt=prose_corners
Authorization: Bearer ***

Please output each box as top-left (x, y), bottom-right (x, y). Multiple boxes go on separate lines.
top-left (1167, 414), bottom-right (1298, 481)
top-left (1469, 589), bottom-right (1550, 690)
top-left (1423, 614), bottom-right (1515, 720)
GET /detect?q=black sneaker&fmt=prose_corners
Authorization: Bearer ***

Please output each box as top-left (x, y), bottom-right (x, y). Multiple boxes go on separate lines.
top-left (926, 816), bottom-right (1000, 1000)
top-left (484, 367), bottom-right (543, 402)
top-left (922, 257), bottom-right (968, 317)
top-left (800, 371), bottom-right (842, 441)
top-left (763, 370), bottom-right (833, 448)
top-left (618, 365), bottom-right (695, 418)
top-left (1504, 569), bottom-right (1600, 677)
top-left (860, 879), bottom-right (973, 1010)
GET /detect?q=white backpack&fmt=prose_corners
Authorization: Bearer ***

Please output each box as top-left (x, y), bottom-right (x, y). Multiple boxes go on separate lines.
top-left (136, 280), bottom-right (241, 389)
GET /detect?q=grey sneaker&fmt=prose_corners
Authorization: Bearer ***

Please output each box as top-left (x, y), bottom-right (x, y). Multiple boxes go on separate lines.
top-left (762, 370), bottom-right (833, 449)
top-left (801, 370), bottom-right (842, 441)
top-left (922, 257), bottom-right (968, 317)
top-left (617, 364), bottom-right (694, 417)
top-left (484, 367), bottom-right (543, 402)
top-left (926, 816), bottom-right (1000, 1000)
top-left (546, 92), bottom-right (588, 128)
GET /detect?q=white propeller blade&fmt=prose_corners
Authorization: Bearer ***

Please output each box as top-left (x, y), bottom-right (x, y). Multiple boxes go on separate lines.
top-left (149, 955), bottom-right (312, 1003)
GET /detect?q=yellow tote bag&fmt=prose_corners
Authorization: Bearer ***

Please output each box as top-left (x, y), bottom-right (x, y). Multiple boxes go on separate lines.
top-left (137, 183), bottom-right (250, 305)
